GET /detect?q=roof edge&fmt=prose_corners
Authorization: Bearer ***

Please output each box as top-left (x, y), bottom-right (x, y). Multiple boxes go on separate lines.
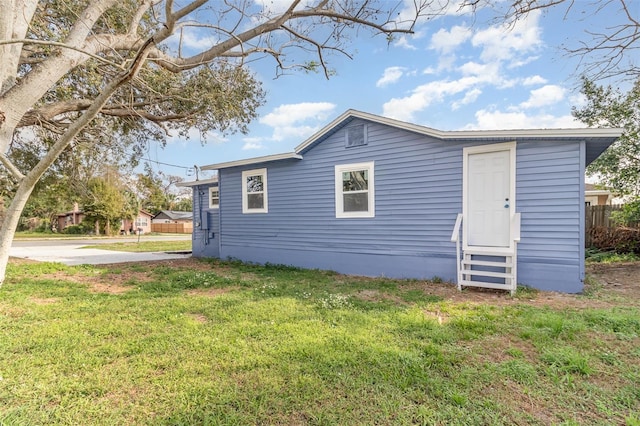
top-left (176, 177), bottom-right (218, 187)
top-left (201, 152), bottom-right (303, 171)
top-left (294, 109), bottom-right (623, 153)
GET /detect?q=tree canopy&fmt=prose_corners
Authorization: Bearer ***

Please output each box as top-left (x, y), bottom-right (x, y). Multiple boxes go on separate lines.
top-left (81, 175), bottom-right (139, 236)
top-left (0, 0), bottom-right (432, 284)
top-left (574, 77), bottom-right (640, 196)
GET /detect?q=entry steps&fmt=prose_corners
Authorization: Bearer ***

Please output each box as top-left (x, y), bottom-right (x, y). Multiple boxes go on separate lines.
top-left (458, 250), bottom-right (517, 295)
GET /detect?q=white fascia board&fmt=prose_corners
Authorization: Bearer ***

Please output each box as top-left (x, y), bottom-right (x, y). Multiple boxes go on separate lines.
top-left (201, 152), bottom-right (303, 171)
top-left (441, 127), bottom-right (624, 139)
top-left (294, 109), bottom-right (623, 153)
top-left (176, 177), bottom-right (219, 187)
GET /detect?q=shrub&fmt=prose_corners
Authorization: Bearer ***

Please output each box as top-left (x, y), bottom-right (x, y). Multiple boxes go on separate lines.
top-left (63, 224), bottom-right (87, 234)
top-left (611, 199), bottom-right (640, 226)
top-left (588, 226), bottom-right (640, 254)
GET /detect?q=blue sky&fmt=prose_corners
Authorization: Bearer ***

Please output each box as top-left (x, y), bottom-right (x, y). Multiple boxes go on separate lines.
top-left (142, 1), bottom-right (631, 179)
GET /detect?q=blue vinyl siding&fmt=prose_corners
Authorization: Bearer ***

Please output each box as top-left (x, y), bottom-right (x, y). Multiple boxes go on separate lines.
top-left (191, 183), bottom-right (220, 258)
top-left (516, 141), bottom-right (583, 291)
top-left (195, 118), bottom-right (588, 292)
top-left (219, 122), bottom-right (463, 261)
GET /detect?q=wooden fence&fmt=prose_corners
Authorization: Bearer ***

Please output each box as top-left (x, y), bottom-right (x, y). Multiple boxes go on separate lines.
top-left (585, 205), bottom-right (623, 230)
top-left (151, 223), bottom-right (193, 234)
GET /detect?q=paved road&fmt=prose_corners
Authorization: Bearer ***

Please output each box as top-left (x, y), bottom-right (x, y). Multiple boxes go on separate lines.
top-left (10, 234), bottom-right (192, 265)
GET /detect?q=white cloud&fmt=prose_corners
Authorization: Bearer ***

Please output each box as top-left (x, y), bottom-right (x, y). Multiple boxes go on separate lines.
top-left (394, 35), bottom-right (418, 50)
top-left (241, 137), bottom-right (265, 151)
top-left (393, 29), bottom-right (426, 50)
top-left (519, 84), bottom-right (566, 109)
top-left (472, 10), bottom-right (542, 65)
top-left (242, 141), bottom-right (264, 150)
top-left (376, 67), bottom-right (406, 87)
top-left (260, 102), bottom-right (335, 127)
top-left (457, 61), bottom-right (503, 84)
top-left (429, 25), bottom-right (471, 54)
top-left (452, 88), bottom-right (482, 110)
top-left (522, 75), bottom-right (547, 85)
top-left (469, 109), bottom-right (581, 130)
top-left (383, 76), bottom-right (485, 121)
top-left (165, 28), bottom-right (218, 53)
top-left (260, 102), bottom-right (336, 142)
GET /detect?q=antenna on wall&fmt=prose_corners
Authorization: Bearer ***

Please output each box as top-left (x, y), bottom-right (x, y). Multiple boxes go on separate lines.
top-left (194, 165), bottom-right (200, 181)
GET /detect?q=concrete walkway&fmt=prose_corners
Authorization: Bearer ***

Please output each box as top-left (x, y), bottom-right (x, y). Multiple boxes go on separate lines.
top-left (9, 240), bottom-right (191, 266)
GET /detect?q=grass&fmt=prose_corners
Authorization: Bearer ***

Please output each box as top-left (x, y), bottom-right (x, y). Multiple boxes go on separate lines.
top-left (81, 240), bottom-right (192, 252)
top-left (1, 258), bottom-right (639, 425)
top-left (586, 248), bottom-right (640, 264)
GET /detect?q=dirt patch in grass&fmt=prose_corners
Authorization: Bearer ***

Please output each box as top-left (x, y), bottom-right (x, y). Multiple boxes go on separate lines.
top-left (89, 281), bottom-right (134, 294)
top-left (188, 313), bottom-right (208, 323)
top-left (355, 289), bottom-right (409, 305)
top-left (12, 257), bottom-right (639, 308)
top-left (586, 262), bottom-right (640, 300)
top-left (382, 262), bottom-right (640, 310)
top-left (29, 297), bottom-right (58, 305)
top-left (103, 258), bottom-right (640, 309)
top-left (422, 308), bottom-right (448, 324)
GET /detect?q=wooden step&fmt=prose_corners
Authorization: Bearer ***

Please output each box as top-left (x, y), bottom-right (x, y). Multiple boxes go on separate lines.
top-left (459, 280), bottom-right (516, 291)
top-left (457, 249), bottom-right (517, 295)
top-left (463, 250), bottom-right (513, 257)
top-left (461, 259), bottom-right (513, 268)
top-left (461, 269), bottom-right (512, 279)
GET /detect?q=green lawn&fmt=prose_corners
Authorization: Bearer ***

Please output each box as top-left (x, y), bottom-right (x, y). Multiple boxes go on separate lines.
top-left (1, 258), bottom-right (639, 425)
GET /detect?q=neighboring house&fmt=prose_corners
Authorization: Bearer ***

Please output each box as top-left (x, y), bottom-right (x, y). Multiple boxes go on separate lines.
top-left (56, 203), bottom-right (152, 234)
top-left (181, 110), bottom-right (621, 293)
top-left (121, 210), bottom-right (154, 234)
top-left (56, 203), bottom-right (85, 231)
top-left (585, 183), bottom-right (612, 206)
top-left (152, 210), bottom-right (193, 224)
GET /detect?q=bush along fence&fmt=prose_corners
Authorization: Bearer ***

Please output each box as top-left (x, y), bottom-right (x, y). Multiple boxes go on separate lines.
top-left (586, 205), bottom-right (640, 253)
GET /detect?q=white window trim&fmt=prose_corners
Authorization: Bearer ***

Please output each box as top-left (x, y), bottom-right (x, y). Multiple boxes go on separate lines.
top-left (335, 161), bottom-right (375, 218)
top-left (242, 168), bottom-right (268, 214)
top-left (208, 187), bottom-right (220, 209)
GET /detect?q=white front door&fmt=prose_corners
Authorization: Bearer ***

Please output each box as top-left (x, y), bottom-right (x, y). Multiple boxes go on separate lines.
top-left (464, 143), bottom-right (515, 249)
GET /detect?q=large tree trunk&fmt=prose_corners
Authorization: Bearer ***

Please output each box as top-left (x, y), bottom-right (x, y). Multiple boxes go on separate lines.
top-left (0, 175), bottom-right (38, 285)
top-left (0, 35), bottom-right (155, 286)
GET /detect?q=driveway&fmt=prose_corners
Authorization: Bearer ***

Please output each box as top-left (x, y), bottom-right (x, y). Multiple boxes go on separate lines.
top-left (9, 235), bottom-right (192, 265)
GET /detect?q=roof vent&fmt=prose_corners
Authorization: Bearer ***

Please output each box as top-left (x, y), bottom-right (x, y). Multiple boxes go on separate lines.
top-left (345, 124), bottom-right (367, 148)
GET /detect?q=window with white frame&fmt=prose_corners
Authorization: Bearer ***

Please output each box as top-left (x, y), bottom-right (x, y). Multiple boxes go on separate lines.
top-left (135, 217), bottom-right (148, 227)
top-left (242, 168), bottom-right (268, 213)
top-left (335, 162), bottom-right (375, 218)
top-left (209, 187), bottom-right (219, 209)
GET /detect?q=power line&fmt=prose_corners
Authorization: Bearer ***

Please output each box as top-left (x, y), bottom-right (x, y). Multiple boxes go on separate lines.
top-left (143, 157), bottom-right (191, 170)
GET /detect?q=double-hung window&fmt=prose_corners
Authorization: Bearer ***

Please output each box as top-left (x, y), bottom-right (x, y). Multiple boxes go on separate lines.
top-left (209, 187), bottom-right (219, 209)
top-left (242, 168), bottom-right (268, 213)
top-left (335, 162), bottom-right (375, 218)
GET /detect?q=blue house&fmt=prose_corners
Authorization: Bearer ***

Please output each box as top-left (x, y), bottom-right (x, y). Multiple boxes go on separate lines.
top-left (182, 110), bottom-right (621, 293)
